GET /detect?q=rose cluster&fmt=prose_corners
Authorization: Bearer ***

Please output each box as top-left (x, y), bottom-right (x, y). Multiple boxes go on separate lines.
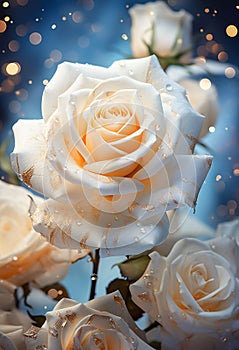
top-left (0, 1), bottom-right (237, 350)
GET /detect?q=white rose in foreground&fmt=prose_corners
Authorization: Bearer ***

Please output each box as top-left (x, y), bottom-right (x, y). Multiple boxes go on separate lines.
top-left (0, 180), bottom-right (86, 287)
top-left (11, 55), bottom-right (212, 256)
top-left (129, 1), bottom-right (193, 65)
top-left (179, 78), bottom-right (219, 138)
top-left (24, 291), bottom-right (153, 350)
top-left (0, 280), bottom-right (32, 350)
top-left (130, 238), bottom-right (239, 349)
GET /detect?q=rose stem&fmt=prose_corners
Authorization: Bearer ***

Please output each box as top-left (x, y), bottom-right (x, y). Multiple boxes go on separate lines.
top-left (144, 321), bottom-right (161, 333)
top-left (89, 248), bottom-right (100, 300)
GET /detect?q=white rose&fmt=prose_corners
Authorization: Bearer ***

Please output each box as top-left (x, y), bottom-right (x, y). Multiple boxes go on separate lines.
top-left (24, 291), bottom-right (154, 350)
top-left (130, 238), bottom-right (239, 349)
top-left (11, 55), bottom-right (212, 256)
top-left (129, 1), bottom-right (193, 64)
top-left (0, 180), bottom-right (86, 287)
top-left (179, 78), bottom-right (219, 138)
top-left (0, 280), bottom-right (32, 350)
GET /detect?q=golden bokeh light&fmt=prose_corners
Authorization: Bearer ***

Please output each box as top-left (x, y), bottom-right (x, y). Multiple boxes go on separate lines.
top-left (2, 1), bottom-right (9, 8)
top-left (0, 20), bottom-right (7, 33)
top-left (6, 62), bottom-right (21, 75)
top-left (226, 25), bottom-right (238, 37)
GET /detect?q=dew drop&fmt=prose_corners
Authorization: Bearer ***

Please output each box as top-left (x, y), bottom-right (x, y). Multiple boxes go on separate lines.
top-left (91, 273), bottom-right (98, 281)
top-left (12, 256), bottom-right (18, 261)
top-left (76, 221), bottom-right (82, 226)
top-left (134, 236), bottom-right (139, 242)
top-left (166, 84), bottom-right (173, 91)
top-left (119, 62), bottom-right (125, 67)
top-left (128, 69), bottom-right (134, 76)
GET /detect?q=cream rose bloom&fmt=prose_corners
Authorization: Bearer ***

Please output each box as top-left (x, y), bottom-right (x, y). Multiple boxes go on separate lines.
top-left (11, 55), bottom-right (212, 256)
top-left (0, 280), bottom-right (32, 350)
top-left (24, 291), bottom-right (153, 350)
top-left (130, 237), bottom-right (239, 349)
top-left (0, 180), bottom-right (85, 287)
top-left (179, 79), bottom-right (219, 138)
top-left (129, 1), bottom-right (193, 63)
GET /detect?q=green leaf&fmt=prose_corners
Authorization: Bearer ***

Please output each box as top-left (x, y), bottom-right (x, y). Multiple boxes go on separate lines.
top-left (116, 255), bottom-right (150, 281)
top-left (106, 278), bottom-right (144, 321)
top-left (27, 310), bottom-right (46, 327)
top-left (0, 136), bottom-right (19, 185)
top-left (149, 341), bottom-right (162, 350)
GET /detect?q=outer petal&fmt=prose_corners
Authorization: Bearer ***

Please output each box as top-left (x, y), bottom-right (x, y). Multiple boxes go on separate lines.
top-left (10, 119), bottom-right (64, 199)
top-left (31, 197), bottom-right (169, 257)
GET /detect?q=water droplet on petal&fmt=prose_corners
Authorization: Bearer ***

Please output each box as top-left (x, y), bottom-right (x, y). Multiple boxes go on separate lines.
top-left (166, 84), bottom-right (173, 91)
top-left (128, 69), bottom-right (134, 76)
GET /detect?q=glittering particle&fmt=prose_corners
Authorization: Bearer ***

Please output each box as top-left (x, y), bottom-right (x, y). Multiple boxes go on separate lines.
top-left (226, 25), bottom-right (238, 38)
top-left (29, 32), bottom-right (42, 45)
top-left (8, 40), bottom-right (20, 52)
top-left (225, 67), bottom-right (236, 78)
top-left (62, 16), bottom-right (67, 21)
top-left (43, 79), bottom-right (48, 85)
top-left (216, 175), bottom-right (222, 182)
top-left (0, 20), bottom-right (7, 33)
top-left (28, 80), bottom-right (32, 84)
top-left (199, 78), bottom-right (211, 90)
top-left (121, 33), bottom-right (128, 40)
top-left (51, 24), bottom-right (57, 30)
top-left (4, 16), bottom-right (10, 22)
top-left (199, 28), bottom-right (204, 33)
top-left (204, 8), bottom-right (210, 13)
top-left (236, 5), bottom-right (239, 10)
top-left (209, 126), bottom-right (216, 133)
top-left (6, 62), bottom-right (21, 75)
top-left (2, 2), bottom-right (9, 8)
